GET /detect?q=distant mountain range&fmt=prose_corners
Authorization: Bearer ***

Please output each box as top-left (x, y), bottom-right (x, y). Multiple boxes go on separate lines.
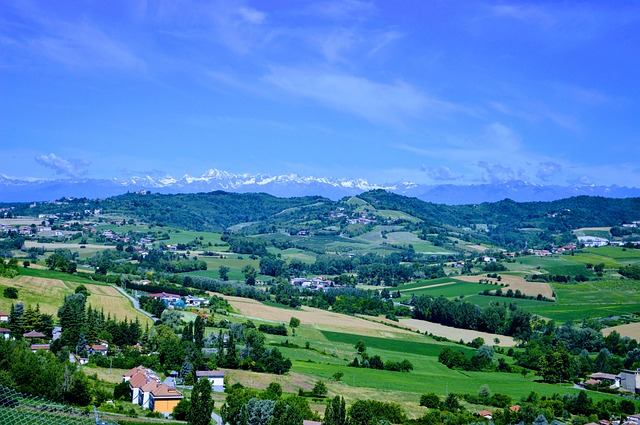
top-left (2, 169), bottom-right (640, 204)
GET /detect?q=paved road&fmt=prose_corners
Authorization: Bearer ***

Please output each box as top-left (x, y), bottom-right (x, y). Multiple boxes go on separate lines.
top-left (211, 411), bottom-right (223, 425)
top-left (110, 285), bottom-right (156, 321)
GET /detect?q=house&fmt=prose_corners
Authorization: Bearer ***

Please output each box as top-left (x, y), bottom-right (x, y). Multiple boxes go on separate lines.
top-left (149, 383), bottom-right (183, 414)
top-left (140, 381), bottom-right (161, 409)
top-left (509, 405), bottom-right (520, 413)
top-left (123, 366), bottom-right (149, 382)
top-left (30, 344), bottom-right (50, 352)
top-left (195, 370), bottom-right (225, 392)
top-left (87, 343), bottom-right (108, 356)
top-left (303, 421), bottom-right (323, 425)
top-left (620, 370), bottom-right (640, 393)
top-left (23, 330), bottom-right (46, 339)
top-left (482, 256), bottom-right (497, 262)
top-left (147, 292), bottom-right (182, 308)
top-left (69, 353), bottom-right (89, 365)
top-left (588, 372), bottom-right (620, 388)
top-left (0, 310), bottom-right (8, 322)
top-left (477, 410), bottom-right (493, 420)
top-left (185, 295), bottom-right (209, 308)
top-left (0, 328), bottom-right (10, 339)
top-left (627, 415), bottom-right (640, 424)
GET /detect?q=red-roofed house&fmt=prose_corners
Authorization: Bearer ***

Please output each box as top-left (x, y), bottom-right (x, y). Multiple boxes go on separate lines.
top-left (477, 410), bottom-right (493, 419)
top-left (31, 344), bottom-right (50, 352)
top-left (23, 330), bottom-right (46, 339)
top-left (0, 310), bottom-right (8, 322)
top-left (149, 384), bottom-right (183, 414)
top-left (0, 328), bottom-right (9, 339)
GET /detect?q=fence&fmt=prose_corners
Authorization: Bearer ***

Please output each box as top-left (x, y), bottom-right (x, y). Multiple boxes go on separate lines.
top-left (0, 384), bottom-right (119, 425)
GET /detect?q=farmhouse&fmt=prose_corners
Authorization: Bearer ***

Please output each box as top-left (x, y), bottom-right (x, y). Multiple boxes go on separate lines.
top-left (195, 370), bottom-right (225, 392)
top-left (0, 310), bottom-right (9, 322)
top-left (0, 328), bottom-right (10, 339)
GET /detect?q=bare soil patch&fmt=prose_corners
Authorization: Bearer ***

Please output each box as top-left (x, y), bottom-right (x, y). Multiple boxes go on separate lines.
top-left (465, 245), bottom-right (489, 252)
top-left (398, 318), bottom-right (515, 347)
top-left (456, 275), bottom-right (554, 299)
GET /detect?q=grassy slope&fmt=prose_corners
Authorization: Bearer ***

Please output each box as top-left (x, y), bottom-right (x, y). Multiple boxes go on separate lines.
top-left (0, 268), bottom-right (152, 325)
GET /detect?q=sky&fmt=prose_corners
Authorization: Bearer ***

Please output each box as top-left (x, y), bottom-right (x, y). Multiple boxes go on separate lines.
top-left (1, 0), bottom-right (639, 187)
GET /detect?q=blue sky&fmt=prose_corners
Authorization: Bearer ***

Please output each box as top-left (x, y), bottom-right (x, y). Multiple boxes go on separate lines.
top-left (1, 0), bottom-right (639, 186)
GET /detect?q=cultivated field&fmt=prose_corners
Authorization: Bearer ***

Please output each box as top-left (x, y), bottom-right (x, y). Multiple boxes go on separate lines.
top-left (218, 294), bottom-right (417, 338)
top-left (397, 318), bottom-right (515, 346)
top-left (23, 241), bottom-right (113, 250)
top-left (0, 272), bottom-right (152, 326)
top-left (456, 274), bottom-right (554, 299)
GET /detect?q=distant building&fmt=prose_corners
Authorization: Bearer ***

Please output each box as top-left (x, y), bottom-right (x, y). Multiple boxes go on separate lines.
top-left (620, 370), bottom-right (640, 393)
top-left (578, 236), bottom-right (609, 247)
top-left (195, 370), bottom-right (225, 392)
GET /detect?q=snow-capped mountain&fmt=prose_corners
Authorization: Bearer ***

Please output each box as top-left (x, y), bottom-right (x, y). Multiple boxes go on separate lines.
top-left (1, 169), bottom-right (640, 204)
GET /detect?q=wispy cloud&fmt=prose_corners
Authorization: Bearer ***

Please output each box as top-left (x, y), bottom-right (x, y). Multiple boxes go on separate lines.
top-left (264, 66), bottom-right (455, 125)
top-left (536, 161), bottom-right (562, 181)
top-left (422, 165), bottom-right (463, 181)
top-left (35, 153), bottom-right (90, 178)
top-left (477, 161), bottom-right (516, 183)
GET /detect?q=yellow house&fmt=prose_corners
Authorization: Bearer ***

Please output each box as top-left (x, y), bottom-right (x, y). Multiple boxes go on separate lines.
top-left (149, 383), bottom-right (183, 414)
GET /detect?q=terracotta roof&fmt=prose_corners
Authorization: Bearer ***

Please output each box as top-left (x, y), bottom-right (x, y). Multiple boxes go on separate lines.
top-left (0, 310), bottom-right (8, 317)
top-left (141, 381), bottom-right (161, 393)
top-left (147, 292), bottom-right (181, 299)
top-left (590, 372), bottom-right (618, 380)
top-left (23, 330), bottom-right (46, 338)
top-left (151, 384), bottom-right (183, 399)
top-left (123, 366), bottom-right (147, 378)
top-left (509, 405), bottom-right (520, 413)
top-left (129, 372), bottom-right (152, 389)
top-left (92, 344), bottom-right (108, 351)
top-left (478, 410), bottom-right (493, 417)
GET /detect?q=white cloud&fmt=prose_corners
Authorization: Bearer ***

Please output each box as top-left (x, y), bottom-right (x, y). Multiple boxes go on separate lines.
top-left (423, 166), bottom-right (463, 181)
top-left (264, 66), bottom-right (455, 125)
top-left (236, 7), bottom-right (266, 25)
top-left (536, 161), bottom-right (562, 181)
top-left (477, 161), bottom-right (516, 183)
top-left (35, 153), bottom-right (90, 178)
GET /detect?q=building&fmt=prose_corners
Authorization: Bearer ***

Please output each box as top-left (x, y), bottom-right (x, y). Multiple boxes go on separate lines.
top-left (577, 236), bottom-right (609, 247)
top-left (147, 292), bottom-right (182, 308)
top-left (185, 295), bottom-right (209, 307)
top-left (122, 366), bottom-right (183, 415)
top-left (149, 384), bottom-right (184, 414)
top-left (23, 330), bottom-right (46, 339)
top-left (620, 370), bottom-right (640, 393)
top-left (195, 370), bottom-right (225, 392)
top-left (0, 310), bottom-right (8, 322)
top-left (30, 344), bottom-right (51, 352)
top-left (0, 328), bottom-right (9, 339)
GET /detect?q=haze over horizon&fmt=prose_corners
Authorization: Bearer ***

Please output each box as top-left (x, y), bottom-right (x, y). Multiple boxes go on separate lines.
top-left (1, 1), bottom-right (639, 188)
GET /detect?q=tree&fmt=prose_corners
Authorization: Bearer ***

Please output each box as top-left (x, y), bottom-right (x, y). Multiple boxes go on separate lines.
top-left (219, 266), bottom-right (230, 281)
top-left (58, 294), bottom-right (86, 348)
top-left (189, 378), bottom-right (214, 425)
top-left (419, 393), bottom-right (441, 409)
top-left (194, 316), bottom-right (205, 350)
top-left (3, 287), bottom-right (18, 299)
top-left (74, 284), bottom-right (90, 297)
top-left (243, 398), bottom-right (275, 425)
top-left (243, 265), bottom-right (257, 285)
top-left (355, 340), bottom-right (367, 356)
top-left (311, 380), bottom-right (327, 397)
top-left (324, 396), bottom-right (347, 425)
top-left (289, 317), bottom-right (301, 330)
top-left (174, 399), bottom-right (192, 420)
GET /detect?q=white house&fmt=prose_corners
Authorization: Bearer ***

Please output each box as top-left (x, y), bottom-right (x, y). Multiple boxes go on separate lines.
top-left (0, 328), bottom-right (9, 339)
top-left (185, 295), bottom-right (209, 307)
top-left (195, 370), bottom-right (225, 392)
top-left (0, 310), bottom-right (9, 322)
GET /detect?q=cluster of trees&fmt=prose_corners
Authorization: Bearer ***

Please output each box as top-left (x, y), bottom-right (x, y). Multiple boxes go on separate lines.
top-left (515, 322), bottom-right (640, 383)
top-left (348, 340), bottom-right (414, 373)
top-left (0, 257), bottom-right (19, 277)
top-left (213, 322), bottom-right (292, 374)
top-left (437, 345), bottom-right (511, 372)
top-left (0, 338), bottom-right (92, 406)
top-left (257, 324), bottom-right (288, 336)
top-left (138, 295), bottom-right (167, 317)
top-left (619, 264), bottom-right (640, 280)
top-left (0, 233), bottom-right (25, 257)
top-left (529, 273), bottom-right (589, 283)
top-left (479, 287), bottom-right (554, 303)
top-left (221, 382), bottom-right (320, 425)
top-left (413, 296), bottom-right (534, 340)
top-left (6, 302), bottom-right (54, 338)
top-left (45, 248), bottom-right (78, 273)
